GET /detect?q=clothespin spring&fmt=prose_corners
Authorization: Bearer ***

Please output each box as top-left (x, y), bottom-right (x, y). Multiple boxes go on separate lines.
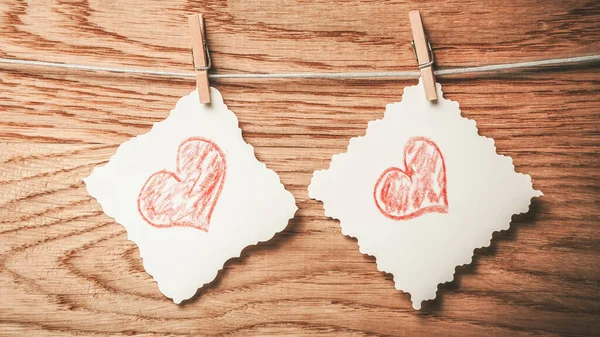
top-left (410, 40), bottom-right (435, 69)
top-left (191, 43), bottom-right (212, 71)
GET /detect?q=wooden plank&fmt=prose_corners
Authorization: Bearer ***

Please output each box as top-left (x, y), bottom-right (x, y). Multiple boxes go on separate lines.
top-left (0, 0), bottom-right (599, 336)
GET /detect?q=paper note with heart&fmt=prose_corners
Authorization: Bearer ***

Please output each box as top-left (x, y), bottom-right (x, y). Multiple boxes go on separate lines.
top-left (308, 79), bottom-right (542, 310)
top-left (85, 88), bottom-right (297, 303)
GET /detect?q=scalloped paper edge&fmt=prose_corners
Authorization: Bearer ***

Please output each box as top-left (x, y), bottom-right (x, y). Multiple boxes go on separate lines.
top-left (84, 88), bottom-right (297, 303)
top-left (309, 79), bottom-right (542, 309)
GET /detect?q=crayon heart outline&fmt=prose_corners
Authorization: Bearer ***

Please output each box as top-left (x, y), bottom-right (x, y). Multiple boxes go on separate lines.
top-left (374, 136), bottom-right (448, 220)
top-left (137, 137), bottom-right (226, 231)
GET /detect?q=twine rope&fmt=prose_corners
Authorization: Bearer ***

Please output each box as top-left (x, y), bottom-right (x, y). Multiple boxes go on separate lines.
top-left (0, 54), bottom-right (598, 79)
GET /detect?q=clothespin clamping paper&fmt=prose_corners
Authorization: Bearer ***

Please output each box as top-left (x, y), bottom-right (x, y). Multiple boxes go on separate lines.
top-left (408, 10), bottom-right (437, 101)
top-left (188, 14), bottom-right (212, 104)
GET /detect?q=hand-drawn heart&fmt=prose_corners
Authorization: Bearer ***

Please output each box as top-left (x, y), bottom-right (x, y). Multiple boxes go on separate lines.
top-left (137, 137), bottom-right (226, 231)
top-left (373, 136), bottom-right (448, 220)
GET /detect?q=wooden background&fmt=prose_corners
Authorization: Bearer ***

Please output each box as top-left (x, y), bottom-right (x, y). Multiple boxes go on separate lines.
top-left (0, 0), bottom-right (599, 336)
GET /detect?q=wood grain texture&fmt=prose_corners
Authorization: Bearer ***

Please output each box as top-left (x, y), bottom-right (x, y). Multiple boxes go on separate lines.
top-left (0, 0), bottom-right (599, 336)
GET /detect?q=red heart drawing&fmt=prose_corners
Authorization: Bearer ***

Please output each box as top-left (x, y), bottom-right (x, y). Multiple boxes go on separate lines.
top-left (373, 136), bottom-right (448, 220)
top-left (137, 137), bottom-right (226, 231)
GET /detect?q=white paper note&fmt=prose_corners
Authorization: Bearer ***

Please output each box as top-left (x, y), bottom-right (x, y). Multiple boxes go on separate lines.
top-left (85, 88), bottom-right (297, 303)
top-left (309, 80), bottom-right (542, 309)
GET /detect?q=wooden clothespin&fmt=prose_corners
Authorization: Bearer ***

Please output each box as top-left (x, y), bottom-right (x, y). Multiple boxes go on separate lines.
top-left (188, 14), bottom-right (211, 103)
top-left (408, 10), bottom-right (437, 101)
